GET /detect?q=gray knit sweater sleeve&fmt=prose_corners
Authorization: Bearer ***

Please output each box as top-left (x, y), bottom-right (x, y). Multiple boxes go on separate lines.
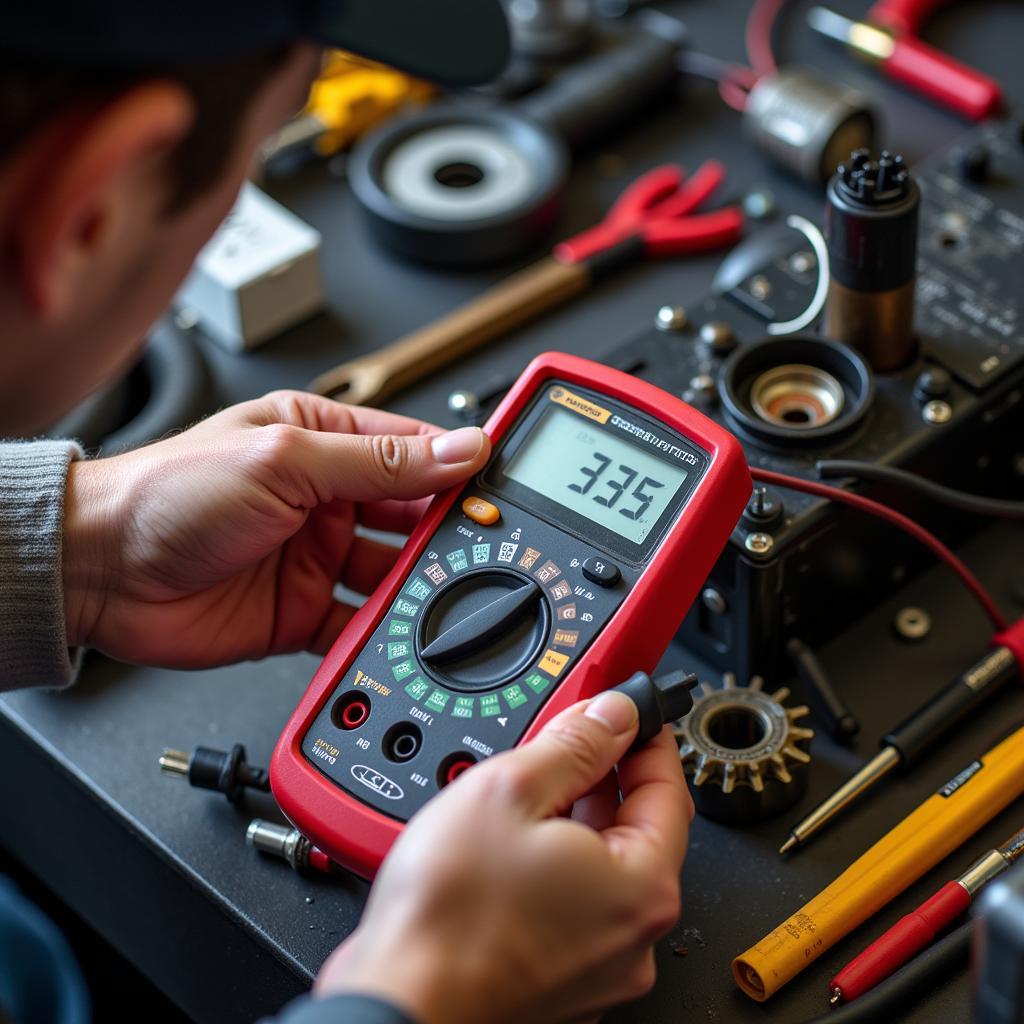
top-left (0, 440), bottom-right (84, 691)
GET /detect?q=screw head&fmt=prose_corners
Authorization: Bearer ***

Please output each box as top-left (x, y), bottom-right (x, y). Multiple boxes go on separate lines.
top-left (699, 321), bottom-right (737, 357)
top-left (789, 251), bottom-right (816, 275)
top-left (743, 190), bottom-right (776, 220)
top-left (749, 275), bottom-right (772, 301)
top-left (701, 587), bottom-right (728, 615)
top-left (922, 399), bottom-right (952, 424)
top-left (656, 305), bottom-right (688, 332)
top-left (744, 532), bottom-right (775, 557)
top-left (894, 606), bottom-right (931, 641)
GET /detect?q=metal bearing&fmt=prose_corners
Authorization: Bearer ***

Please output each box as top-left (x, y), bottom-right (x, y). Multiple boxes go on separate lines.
top-left (674, 674), bottom-right (814, 825)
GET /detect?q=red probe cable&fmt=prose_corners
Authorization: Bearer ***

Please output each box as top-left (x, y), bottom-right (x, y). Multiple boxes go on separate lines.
top-left (829, 823), bottom-right (1024, 1004)
top-left (718, 0), bottom-right (788, 112)
top-left (749, 467), bottom-right (1008, 632)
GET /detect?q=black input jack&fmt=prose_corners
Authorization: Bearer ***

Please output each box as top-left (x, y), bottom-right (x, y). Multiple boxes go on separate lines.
top-left (438, 752), bottom-right (477, 788)
top-left (383, 723), bottom-right (423, 764)
top-left (332, 691), bottom-right (371, 731)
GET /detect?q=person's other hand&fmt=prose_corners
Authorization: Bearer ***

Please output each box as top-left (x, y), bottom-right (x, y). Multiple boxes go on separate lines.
top-left (62, 391), bottom-right (489, 666)
top-left (315, 691), bottom-right (692, 1024)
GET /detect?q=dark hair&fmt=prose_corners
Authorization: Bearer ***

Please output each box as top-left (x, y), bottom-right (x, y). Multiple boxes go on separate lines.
top-left (0, 48), bottom-right (291, 212)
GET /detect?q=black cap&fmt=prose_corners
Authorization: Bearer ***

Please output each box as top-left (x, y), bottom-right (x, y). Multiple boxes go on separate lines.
top-left (3, 0), bottom-right (511, 87)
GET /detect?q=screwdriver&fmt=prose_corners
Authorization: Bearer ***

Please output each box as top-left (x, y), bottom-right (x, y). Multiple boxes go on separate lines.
top-left (829, 824), bottom-right (1024, 1005)
top-left (807, 6), bottom-right (1003, 122)
top-left (780, 618), bottom-right (1024, 855)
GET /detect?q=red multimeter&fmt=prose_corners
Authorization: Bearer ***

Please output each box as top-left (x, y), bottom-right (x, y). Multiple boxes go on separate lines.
top-left (271, 353), bottom-right (751, 878)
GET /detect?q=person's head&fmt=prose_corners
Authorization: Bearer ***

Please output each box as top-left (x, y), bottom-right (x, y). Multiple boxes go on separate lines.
top-left (0, 2), bottom-right (509, 435)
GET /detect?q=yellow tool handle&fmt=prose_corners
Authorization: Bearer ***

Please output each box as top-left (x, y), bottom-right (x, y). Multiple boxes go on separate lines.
top-left (733, 724), bottom-right (1024, 1002)
top-left (309, 258), bottom-right (591, 407)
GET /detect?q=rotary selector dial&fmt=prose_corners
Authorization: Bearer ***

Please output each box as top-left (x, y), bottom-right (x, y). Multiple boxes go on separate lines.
top-left (417, 569), bottom-right (551, 692)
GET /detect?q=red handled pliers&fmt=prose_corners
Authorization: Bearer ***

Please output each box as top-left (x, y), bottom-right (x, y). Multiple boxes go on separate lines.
top-left (554, 161), bottom-right (744, 267)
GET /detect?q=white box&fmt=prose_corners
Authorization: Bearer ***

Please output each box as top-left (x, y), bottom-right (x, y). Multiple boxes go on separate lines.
top-left (176, 182), bottom-right (323, 351)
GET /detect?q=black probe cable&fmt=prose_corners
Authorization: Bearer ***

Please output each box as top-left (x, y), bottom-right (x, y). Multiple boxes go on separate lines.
top-left (800, 921), bottom-right (971, 1024)
top-left (817, 460), bottom-right (1024, 520)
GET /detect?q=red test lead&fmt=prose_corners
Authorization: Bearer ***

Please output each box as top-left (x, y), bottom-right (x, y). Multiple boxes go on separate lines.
top-left (808, 5), bottom-right (1002, 122)
top-left (829, 825), bottom-right (1024, 1005)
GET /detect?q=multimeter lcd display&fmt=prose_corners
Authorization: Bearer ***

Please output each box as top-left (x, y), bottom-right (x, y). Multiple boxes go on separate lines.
top-left (504, 406), bottom-right (689, 544)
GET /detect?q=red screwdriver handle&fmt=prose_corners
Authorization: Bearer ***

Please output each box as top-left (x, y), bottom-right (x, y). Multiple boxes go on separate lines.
top-left (885, 35), bottom-right (1002, 121)
top-left (830, 880), bottom-right (972, 1003)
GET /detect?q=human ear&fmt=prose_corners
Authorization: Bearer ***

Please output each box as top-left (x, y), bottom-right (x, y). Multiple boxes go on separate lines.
top-left (10, 81), bottom-right (194, 320)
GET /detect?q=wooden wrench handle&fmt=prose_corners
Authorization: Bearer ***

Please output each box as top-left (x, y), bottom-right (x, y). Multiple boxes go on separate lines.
top-left (309, 257), bottom-right (591, 406)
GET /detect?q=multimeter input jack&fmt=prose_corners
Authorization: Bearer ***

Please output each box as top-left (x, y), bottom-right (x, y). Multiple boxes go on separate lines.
top-left (438, 753), bottom-right (477, 788)
top-left (383, 723), bottom-right (423, 763)
top-left (332, 692), bottom-right (371, 731)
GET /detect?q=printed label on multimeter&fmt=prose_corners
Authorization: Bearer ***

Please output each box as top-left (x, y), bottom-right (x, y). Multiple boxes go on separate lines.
top-left (298, 381), bottom-right (710, 822)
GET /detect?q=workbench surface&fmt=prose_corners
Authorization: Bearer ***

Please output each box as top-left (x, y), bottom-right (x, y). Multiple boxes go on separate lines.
top-left (3, 2), bottom-right (1023, 1021)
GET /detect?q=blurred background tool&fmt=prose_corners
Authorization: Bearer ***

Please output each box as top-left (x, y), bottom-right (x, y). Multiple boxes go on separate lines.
top-left (734, 723), bottom-right (1024, 1002)
top-left (311, 161), bottom-right (743, 404)
top-left (808, 3), bottom-right (1003, 121)
top-left (266, 51), bottom-right (436, 160)
top-left (779, 617), bottom-right (1024, 856)
top-left (694, 0), bottom-right (877, 184)
top-left (347, 13), bottom-right (686, 266)
top-left (830, 823), bottom-right (1024, 1005)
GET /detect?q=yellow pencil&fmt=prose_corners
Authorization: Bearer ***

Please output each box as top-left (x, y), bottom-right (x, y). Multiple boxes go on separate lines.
top-left (733, 724), bottom-right (1024, 1001)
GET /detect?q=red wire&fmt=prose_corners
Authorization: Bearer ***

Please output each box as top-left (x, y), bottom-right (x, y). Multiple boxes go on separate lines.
top-left (750, 467), bottom-right (1008, 632)
top-left (717, 0), bottom-right (788, 112)
top-left (746, 0), bottom-right (787, 77)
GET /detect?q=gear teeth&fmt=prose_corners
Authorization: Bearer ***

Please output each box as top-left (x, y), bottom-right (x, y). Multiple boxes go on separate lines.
top-left (675, 673), bottom-right (813, 822)
top-left (771, 753), bottom-right (793, 784)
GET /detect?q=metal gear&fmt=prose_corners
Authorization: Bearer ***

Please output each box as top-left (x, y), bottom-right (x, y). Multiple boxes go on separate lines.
top-left (673, 673), bottom-right (814, 825)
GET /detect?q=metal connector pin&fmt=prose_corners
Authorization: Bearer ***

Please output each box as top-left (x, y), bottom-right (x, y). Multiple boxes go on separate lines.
top-left (159, 748), bottom-right (190, 778)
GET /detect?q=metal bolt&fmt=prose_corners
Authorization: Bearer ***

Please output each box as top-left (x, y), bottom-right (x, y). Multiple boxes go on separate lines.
top-left (894, 606), bottom-right (931, 641)
top-left (922, 400), bottom-right (952, 424)
top-left (743, 190), bottom-right (776, 221)
top-left (689, 374), bottom-right (716, 394)
top-left (656, 305), bottom-right (688, 332)
top-left (447, 389), bottom-right (480, 419)
top-left (701, 588), bottom-right (728, 615)
top-left (789, 251), bottom-right (816, 275)
top-left (749, 275), bottom-right (772, 301)
top-left (744, 532), bottom-right (775, 557)
top-left (699, 321), bottom-right (737, 357)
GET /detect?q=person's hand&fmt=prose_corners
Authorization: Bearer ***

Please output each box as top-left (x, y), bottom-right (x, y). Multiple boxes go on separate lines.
top-left (61, 390), bottom-right (490, 666)
top-left (315, 691), bottom-right (693, 1024)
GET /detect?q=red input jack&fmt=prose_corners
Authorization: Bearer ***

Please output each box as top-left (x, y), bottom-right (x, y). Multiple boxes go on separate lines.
top-left (438, 753), bottom-right (477, 788)
top-left (332, 692), bottom-right (371, 731)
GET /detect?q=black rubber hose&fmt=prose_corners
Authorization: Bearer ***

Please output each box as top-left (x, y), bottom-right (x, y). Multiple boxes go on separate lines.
top-left (817, 460), bottom-right (1024, 519)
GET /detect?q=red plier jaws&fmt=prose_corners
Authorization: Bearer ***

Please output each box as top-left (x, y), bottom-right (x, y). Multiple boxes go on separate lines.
top-left (554, 161), bottom-right (744, 266)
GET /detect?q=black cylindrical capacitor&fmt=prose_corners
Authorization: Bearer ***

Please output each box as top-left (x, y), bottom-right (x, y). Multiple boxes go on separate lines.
top-left (825, 149), bottom-right (920, 371)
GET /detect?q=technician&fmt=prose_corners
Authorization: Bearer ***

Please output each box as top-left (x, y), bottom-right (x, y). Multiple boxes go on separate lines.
top-left (0, 4), bottom-right (691, 1023)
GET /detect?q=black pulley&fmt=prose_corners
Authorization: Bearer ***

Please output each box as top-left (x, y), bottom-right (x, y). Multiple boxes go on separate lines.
top-left (349, 15), bottom-right (685, 266)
